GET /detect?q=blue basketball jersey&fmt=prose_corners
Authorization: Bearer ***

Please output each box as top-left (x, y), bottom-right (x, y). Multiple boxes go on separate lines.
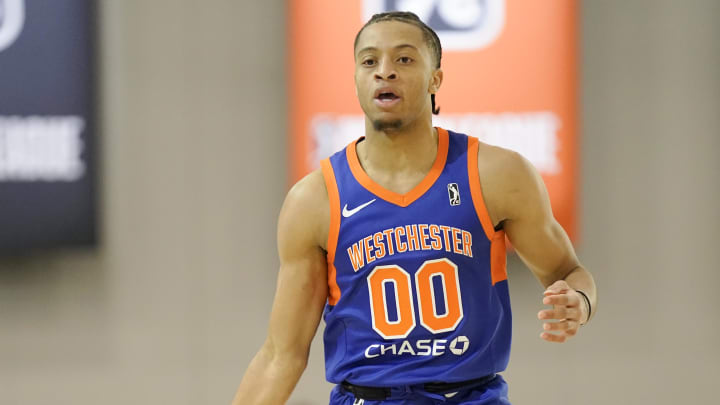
top-left (319, 128), bottom-right (511, 387)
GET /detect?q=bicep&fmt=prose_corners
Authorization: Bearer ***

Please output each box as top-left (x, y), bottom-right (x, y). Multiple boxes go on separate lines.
top-left (265, 246), bottom-right (327, 360)
top-left (264, 175), bottom-right (329, 361)
top-left (500, 155), bottom-right (579, 287)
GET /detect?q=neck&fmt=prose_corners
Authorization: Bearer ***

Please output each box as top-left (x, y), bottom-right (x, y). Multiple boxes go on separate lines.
top-left (358, 116), bottom-right (438, 173)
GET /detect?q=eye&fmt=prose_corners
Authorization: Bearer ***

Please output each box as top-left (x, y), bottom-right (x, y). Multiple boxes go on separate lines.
top-left (361, 58), bottom-right (376, 66)
top-left (398, 56), bottom-right (413, 64)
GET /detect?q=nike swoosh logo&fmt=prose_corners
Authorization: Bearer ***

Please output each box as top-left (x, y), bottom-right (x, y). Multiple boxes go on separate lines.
top-left (342, 199), bottom-right (376, 218)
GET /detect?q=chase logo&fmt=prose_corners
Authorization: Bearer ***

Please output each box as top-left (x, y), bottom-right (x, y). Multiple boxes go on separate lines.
top-left (0, 0), bottom-right (24, 52)
top-left (363, 0), bottom-right (505, 51)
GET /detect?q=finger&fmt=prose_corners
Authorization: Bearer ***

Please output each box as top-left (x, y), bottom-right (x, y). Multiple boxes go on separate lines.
top-left (543, 320), bottom-right (578, 332)
top-left (539, 332), bottom-right (567, 343)
top-left (543, 293), bottom-right (580, 307)
top-left (542, 307), bottom-right (579, 321)
top-left (538, 307), bottom-right (581, 321)
top-left (543, 280), bottom-right (570, 296)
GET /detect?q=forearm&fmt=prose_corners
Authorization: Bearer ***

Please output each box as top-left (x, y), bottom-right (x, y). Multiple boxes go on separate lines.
top-left (231, 344), bottom-right (307, 405)
top-left (562, 266), bottom-right (597, 323)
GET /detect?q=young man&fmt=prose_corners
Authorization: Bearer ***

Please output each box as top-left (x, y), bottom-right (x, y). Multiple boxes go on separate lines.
top-left (232, 12), bottom-right (597, 405)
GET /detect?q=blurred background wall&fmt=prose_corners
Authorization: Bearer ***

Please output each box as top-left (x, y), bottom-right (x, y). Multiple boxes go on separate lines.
top-left (1, 0), bottom-right (718, 404)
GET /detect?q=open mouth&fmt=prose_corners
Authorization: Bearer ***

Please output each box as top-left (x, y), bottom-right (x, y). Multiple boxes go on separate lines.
top-left (376, 92), bottom-right (399, 101)
top-left (374, 88), bottom-right (401, 108)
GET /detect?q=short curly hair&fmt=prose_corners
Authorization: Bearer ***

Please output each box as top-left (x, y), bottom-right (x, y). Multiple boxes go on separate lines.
top-left (354, 11), bottom-right (442, 114)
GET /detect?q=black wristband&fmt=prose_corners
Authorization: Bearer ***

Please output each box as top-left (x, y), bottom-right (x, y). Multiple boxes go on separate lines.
top-left (576, 290), bottom-right (592, 325)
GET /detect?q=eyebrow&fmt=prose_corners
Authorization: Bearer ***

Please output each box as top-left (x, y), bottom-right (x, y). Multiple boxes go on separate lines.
top-left (357, 44), bottom-right (419, 54)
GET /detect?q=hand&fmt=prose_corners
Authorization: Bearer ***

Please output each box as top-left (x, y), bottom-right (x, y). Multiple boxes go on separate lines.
top-left (537, 280), bottom-right (588, 343)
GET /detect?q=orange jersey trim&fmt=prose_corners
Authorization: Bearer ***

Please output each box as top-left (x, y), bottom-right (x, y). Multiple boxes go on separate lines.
top-left (346, 128), bottom-right (450, 208)
top-left (467, 136), bottom-right (496, 241)
top-left (490, 230), bottom-right (508, 285)
top-left (320, 159), bottom-right (341, 305)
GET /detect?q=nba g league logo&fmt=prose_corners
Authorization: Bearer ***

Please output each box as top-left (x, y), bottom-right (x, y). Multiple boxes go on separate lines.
top-left (363, 0), bottom-right (505, 50)
top-left (0, 0), bottom-right (24, 52)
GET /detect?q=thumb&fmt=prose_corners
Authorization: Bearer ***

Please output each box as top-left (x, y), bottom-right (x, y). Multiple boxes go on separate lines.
top-left (543, 280), bottom-right (570, 296)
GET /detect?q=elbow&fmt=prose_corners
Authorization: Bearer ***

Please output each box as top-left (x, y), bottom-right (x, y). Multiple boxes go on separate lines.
top-left (260, 339), bottom-right (309, 375)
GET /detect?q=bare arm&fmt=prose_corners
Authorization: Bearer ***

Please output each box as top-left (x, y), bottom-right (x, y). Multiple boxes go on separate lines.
top-left (231, 171), bottom-right (329, 404)
top-left (481, 146), bottom-right (597, 343)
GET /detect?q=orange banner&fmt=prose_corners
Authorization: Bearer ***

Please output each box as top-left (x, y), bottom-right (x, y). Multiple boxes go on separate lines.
top-left (289, 0), bottom-right (578, 240)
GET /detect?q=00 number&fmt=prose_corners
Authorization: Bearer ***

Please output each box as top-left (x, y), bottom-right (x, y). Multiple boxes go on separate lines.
top-left (367, 258), bottom-right (464, 339)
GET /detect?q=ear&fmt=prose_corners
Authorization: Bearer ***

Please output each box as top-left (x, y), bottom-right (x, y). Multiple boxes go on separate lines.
top-left (429, 68), bottom-right (443, 94)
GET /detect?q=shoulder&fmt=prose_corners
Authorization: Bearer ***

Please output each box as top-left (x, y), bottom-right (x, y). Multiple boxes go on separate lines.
top-left (476, 140), bottom-right (541, 191)
top-left (285, 169), bottom-right (328, 208)
top-left (474, 140), bottom-right (547, 225)
top-left (278, 169), bottom-right (330, 251)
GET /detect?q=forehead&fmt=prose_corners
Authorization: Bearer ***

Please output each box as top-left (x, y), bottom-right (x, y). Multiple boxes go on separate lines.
top-left (355, 21), bottom-right (428, 54)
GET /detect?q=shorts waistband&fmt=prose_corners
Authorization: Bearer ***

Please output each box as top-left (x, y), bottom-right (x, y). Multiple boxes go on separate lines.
top-left (340, 373), bottom-right (497, 401)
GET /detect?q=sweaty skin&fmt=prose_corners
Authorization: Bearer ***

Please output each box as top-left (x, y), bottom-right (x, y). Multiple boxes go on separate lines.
top-left (231, 20), bottom-right (596, 405)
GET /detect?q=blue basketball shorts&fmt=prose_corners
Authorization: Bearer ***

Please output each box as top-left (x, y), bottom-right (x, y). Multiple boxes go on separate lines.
top-left (328, 374), bottom-right (511, 405)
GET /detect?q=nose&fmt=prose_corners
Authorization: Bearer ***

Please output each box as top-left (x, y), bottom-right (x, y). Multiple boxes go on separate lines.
top-left (374, 59), bottom-right (397, 81)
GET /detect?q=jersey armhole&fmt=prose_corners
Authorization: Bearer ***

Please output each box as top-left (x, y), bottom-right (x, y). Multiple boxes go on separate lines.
top-left (467, 137), bottom-right (507, 285)
top-left (467, 136), bottom-right (497, 241)
top-left (320, 158), bottom-right (342, 305)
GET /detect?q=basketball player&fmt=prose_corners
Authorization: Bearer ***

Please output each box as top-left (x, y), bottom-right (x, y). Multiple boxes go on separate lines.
top-left (232, 11), bottom-right (597, 405)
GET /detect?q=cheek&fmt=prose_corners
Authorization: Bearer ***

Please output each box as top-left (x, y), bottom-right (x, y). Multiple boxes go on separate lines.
top-left (409, 80), bottom-right (430, 100)
top-left (355, 74), bottom-right (370, 95)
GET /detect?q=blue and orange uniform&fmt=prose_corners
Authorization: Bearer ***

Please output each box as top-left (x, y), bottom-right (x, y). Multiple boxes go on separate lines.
top-left (320, 128), bottom-right (512, 404)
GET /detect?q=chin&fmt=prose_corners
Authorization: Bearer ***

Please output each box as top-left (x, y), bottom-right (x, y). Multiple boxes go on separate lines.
top-left (372, 118), bottom-right (404, 132)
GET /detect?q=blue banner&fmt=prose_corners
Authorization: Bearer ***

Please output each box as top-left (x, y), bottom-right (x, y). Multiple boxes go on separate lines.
top-left (0, 0), bottom-right (96, 251)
